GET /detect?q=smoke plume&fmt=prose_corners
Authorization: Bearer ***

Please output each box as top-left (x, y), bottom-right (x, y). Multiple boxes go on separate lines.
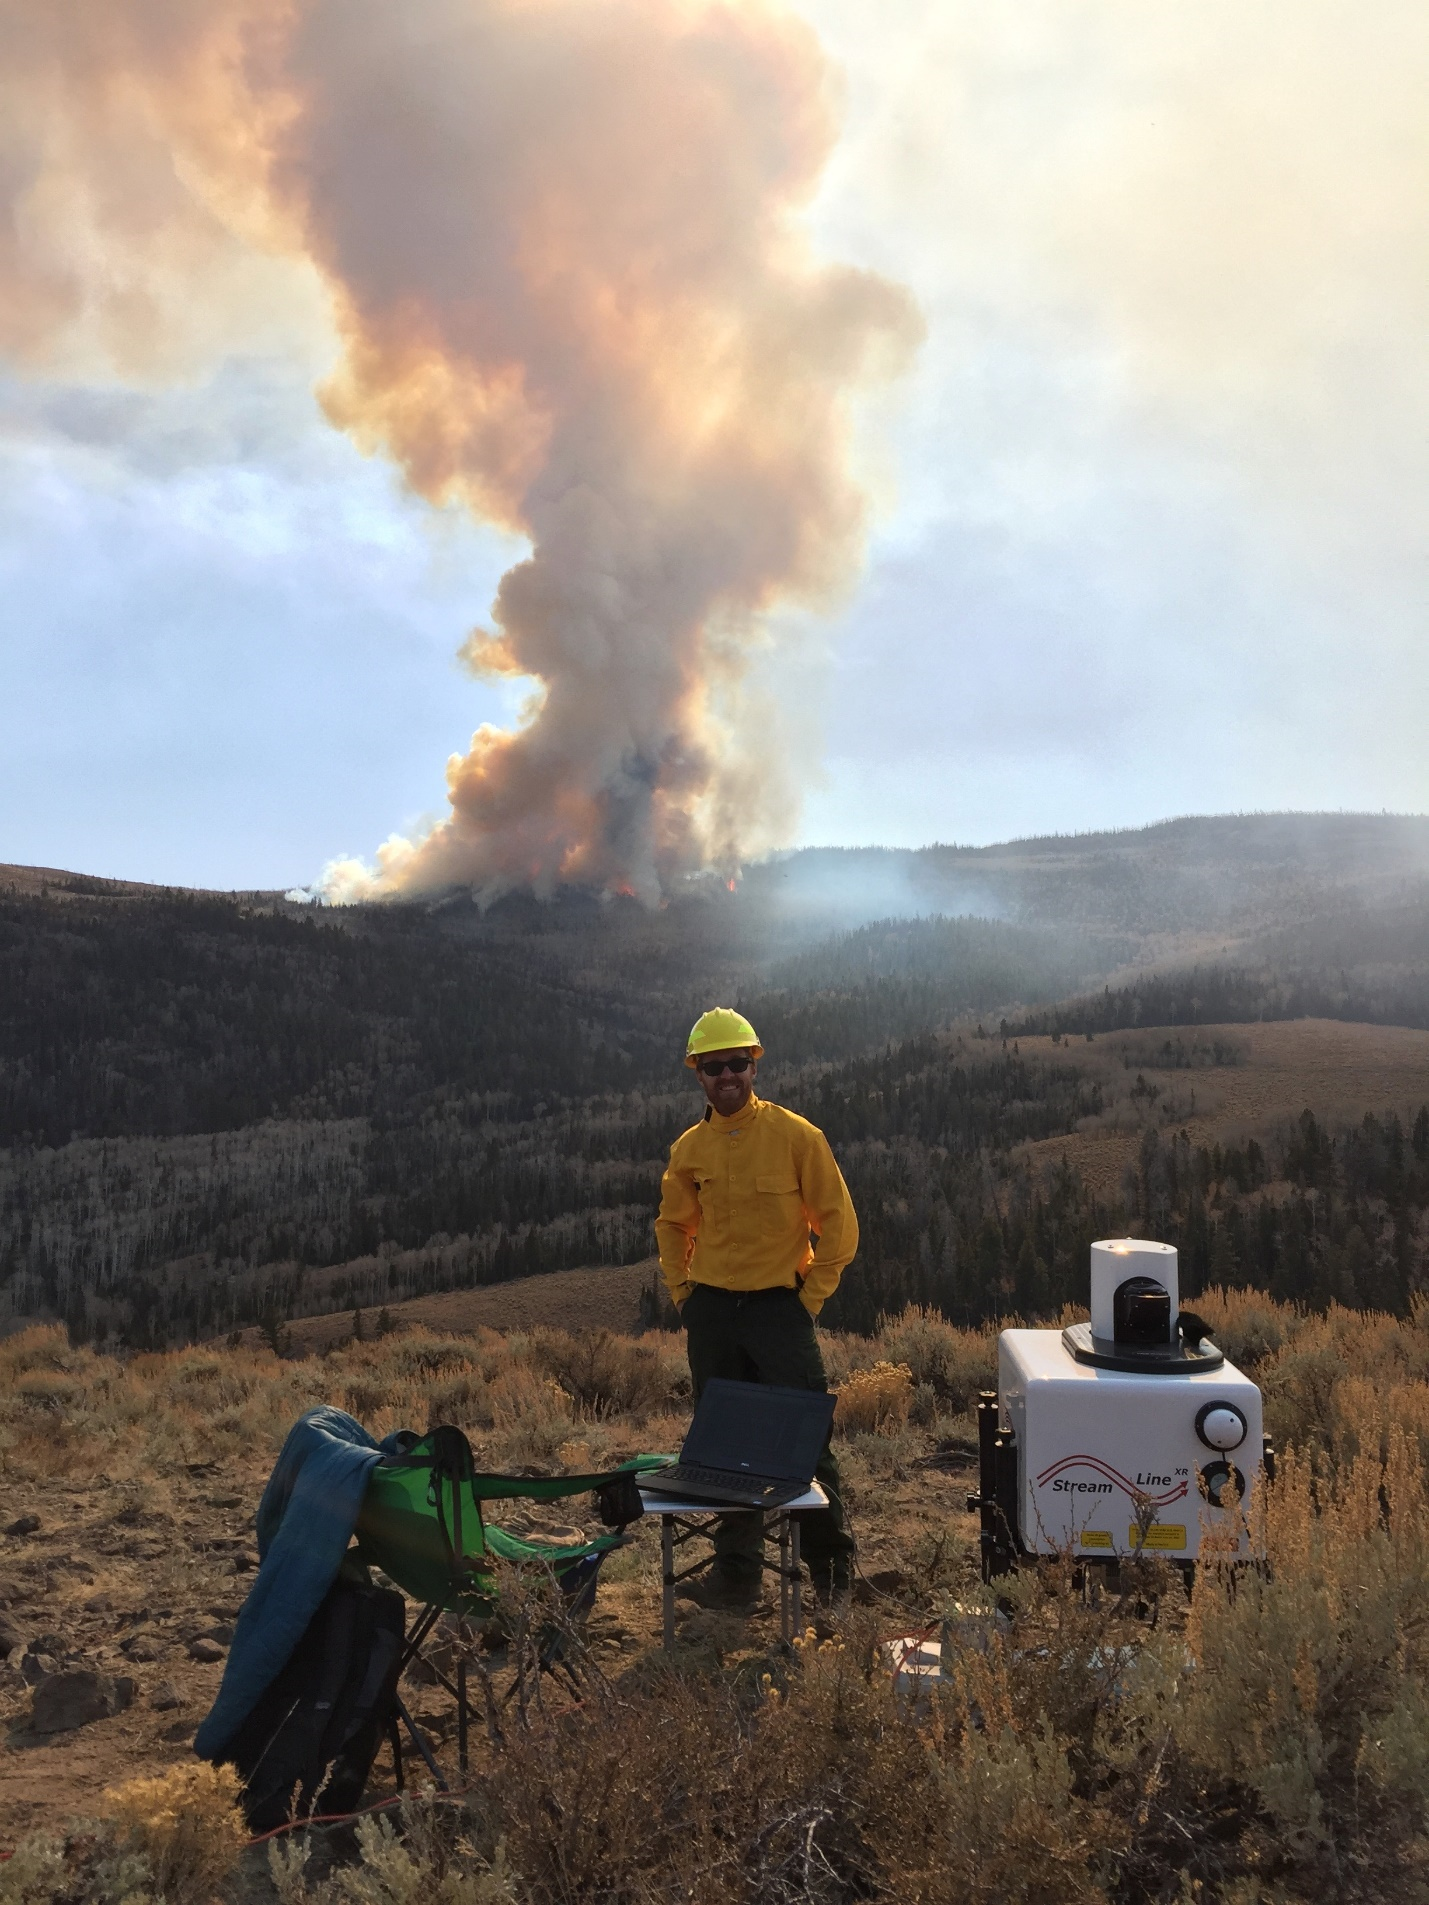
top-left (1, 0), bottom-right (919, 901)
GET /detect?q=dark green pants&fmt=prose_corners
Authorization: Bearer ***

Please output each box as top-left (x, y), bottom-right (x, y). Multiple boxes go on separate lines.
top-left (682, 1282), bottom-right (852, 1580)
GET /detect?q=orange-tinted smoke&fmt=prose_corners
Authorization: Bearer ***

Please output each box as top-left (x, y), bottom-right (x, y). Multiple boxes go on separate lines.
top-left (2, 0), bottom-right (920, 900)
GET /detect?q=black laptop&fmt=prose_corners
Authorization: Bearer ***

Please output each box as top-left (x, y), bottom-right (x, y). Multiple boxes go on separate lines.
top-left (647, 1378), bottom-right (836, 1508)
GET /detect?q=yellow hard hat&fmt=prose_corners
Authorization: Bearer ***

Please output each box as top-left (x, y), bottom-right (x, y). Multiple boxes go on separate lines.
top-left (684, 1007), bottom-right (763, 1067)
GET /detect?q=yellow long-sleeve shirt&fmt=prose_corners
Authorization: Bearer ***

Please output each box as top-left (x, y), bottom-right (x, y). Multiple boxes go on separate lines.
top-left (655, 1095), bottom-right (859, 1317)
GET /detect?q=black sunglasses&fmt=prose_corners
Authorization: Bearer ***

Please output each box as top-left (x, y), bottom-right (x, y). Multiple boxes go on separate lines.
top-left (698, 1055), bottom-right (753, 1077)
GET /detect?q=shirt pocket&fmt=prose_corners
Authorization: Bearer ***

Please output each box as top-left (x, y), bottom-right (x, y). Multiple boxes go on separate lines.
top-left (755, 1173), bottom-right (803, 1239)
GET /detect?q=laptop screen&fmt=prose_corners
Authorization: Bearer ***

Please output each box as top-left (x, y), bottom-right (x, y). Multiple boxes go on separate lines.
top-left (681, 1379), bottom-right (835, 1483)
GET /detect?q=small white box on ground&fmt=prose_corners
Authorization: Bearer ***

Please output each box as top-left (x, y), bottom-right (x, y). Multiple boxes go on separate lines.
top-left (883, 1631), bottom-right (945, 1699)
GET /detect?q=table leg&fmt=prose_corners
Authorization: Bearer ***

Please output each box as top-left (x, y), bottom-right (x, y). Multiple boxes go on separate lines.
top-left (662, 1513), bottom-right (676, 1650)
top-left (777, 1516), bottom-right (790, 1642)
top-left (790, 1516), bottom-right (802, 1638)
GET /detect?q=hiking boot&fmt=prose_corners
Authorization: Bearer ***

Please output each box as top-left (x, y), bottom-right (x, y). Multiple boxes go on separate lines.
top-left (807, 1557), bottom-right (852, 1612)
top-left (676, 1566), bottom-right (762, 1614)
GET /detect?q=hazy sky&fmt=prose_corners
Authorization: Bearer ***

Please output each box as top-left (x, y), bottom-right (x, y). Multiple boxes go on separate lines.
top-left (2, 0), bottom-right (1426, 890)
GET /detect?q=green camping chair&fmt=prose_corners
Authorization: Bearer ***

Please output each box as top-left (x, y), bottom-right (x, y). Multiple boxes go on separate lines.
top-left (354, 1426), bottom-right (668, 1774)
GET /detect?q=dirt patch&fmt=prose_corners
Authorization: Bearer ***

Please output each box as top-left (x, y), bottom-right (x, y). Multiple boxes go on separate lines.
top-left (0, 1466), bottom-right (267, 1842)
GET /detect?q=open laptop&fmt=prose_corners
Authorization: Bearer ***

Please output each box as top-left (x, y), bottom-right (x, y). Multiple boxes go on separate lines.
top-left (647, 1378), bottom-right (836, 1509)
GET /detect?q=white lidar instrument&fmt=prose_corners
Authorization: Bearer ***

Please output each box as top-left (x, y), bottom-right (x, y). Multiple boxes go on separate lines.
top-left (971, 1239), bottom-right (1269, 1575)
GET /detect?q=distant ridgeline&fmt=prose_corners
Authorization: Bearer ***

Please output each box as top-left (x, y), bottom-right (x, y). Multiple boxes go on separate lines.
top-left (1006, 940), bottom-right (1429, 1043)
top-left (3, 811), bottom-right (1429, 1346)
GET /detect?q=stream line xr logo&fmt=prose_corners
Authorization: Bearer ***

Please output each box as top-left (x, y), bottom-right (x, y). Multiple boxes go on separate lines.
top-left (1035, 1455), bottom-right (1190, 1507)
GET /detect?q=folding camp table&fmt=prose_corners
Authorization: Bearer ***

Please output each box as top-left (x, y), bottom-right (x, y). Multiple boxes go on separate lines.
top-left (638, 1481), bottom-right (828, 1648)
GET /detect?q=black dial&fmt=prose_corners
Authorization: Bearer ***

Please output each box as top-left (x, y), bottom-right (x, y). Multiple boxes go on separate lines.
top-left (1198, 1460), bottom-right (1245, 1508)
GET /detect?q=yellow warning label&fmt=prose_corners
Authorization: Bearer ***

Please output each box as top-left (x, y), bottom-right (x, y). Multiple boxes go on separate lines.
top-left (1079, 1530), bottom-right (1114, 1550)
top-left (1131, 1523), bottom-right (1187, 1551)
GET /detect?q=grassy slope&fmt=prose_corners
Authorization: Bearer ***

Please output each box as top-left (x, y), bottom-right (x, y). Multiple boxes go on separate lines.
top-left (243, 1257), bottom-right (665, 1353)
top-left (1013, 1016), bottom-right (1429, 1198)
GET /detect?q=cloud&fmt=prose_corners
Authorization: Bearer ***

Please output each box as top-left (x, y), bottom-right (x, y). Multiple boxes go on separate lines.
top-left (794, 0), bottom-right (1429, 834)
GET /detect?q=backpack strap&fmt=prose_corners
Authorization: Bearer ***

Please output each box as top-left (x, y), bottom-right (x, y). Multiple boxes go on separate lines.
top-left (411, 1425), bottom-right (481, 1576)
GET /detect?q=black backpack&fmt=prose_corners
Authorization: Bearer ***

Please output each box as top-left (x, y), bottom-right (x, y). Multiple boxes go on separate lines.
top-left (223, 1576), bottom-right (405, 1831)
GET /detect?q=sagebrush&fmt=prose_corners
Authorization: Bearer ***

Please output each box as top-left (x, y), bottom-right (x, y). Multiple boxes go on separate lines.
top-left (5, 1292), bottom-right (1429, 1901)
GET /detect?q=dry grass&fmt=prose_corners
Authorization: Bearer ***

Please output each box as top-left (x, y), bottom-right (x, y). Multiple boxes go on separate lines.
top-left (5, 1294), bottom-right (1429, 1901)
top-left (100, 1761), bottom-right (249, 1905)
top-left (873, 1306), bottom-right (998, 1412)
top-left (0, 1762), bottom-right (248, 1905)
top-left (251, 1261), bottom-right (665, 1356)
top-left (526, 1327), bottom-right (682, 1422)
top-left (0, 1323), bottom-right (680, 1486)
top-left (833, 1361), bottom-right (915, 1433)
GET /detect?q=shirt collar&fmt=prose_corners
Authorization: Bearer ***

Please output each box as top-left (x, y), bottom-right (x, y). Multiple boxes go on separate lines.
top-left (708, 1092), bottom-right (761, 1133)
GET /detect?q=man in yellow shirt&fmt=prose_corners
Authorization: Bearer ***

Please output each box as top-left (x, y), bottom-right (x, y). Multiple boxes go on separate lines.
top-left (655, 1008), bottom-right (859, 1611)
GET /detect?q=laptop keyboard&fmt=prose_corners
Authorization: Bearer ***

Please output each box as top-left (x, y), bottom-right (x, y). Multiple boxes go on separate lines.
top-left (657, 1464), bottom-right (805, 1505)
top-left (670, 1463), bottom-right (764, 1491)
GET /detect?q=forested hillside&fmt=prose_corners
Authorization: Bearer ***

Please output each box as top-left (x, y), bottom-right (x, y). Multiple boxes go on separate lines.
top-left (0, 889), bottom-right (660, 1145)
top-left (4, 812), bottom-right (1429, 1346)
top-left (0, 884), bottom-right (1109, 1341)
top-left (1008, 893), bottom-right (1429, 1041)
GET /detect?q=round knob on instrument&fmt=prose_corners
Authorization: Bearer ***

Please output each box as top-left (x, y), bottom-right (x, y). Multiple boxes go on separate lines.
top-left (1195, 1402), bottom-right (1247, 1451)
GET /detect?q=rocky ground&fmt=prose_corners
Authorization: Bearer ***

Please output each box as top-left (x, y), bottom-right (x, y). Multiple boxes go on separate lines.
top-left (0, 1460), bottom-right (271, 1839)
